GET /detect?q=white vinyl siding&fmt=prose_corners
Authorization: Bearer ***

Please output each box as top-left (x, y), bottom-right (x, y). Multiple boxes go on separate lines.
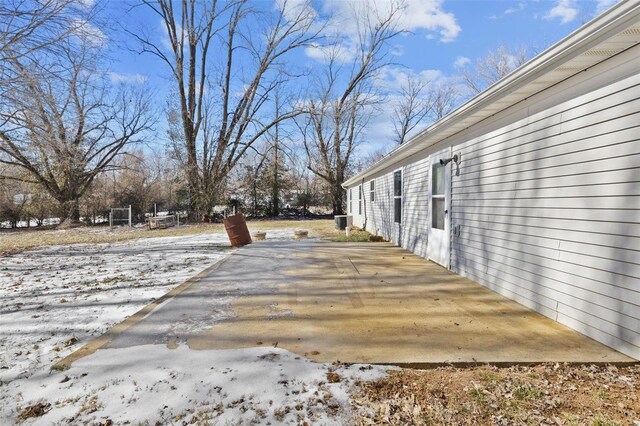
top-left (364, 172), bottom-right (394, 241)
top-left (349, 159), bottom-right (430, 258)
top-left (450, 70), bottom-right (640, 359)
top-left (399, 158), bottom-right (430, 258)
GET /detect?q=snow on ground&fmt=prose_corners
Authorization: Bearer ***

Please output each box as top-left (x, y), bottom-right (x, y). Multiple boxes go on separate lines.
top-left (4, 345), bottom-right (391, 424)
top-left (0, 227), bottom-right (388, 424)
top-left (0, 227), bottom-right (305, 386)
top-left (0, 229), bottom-right (234, 385)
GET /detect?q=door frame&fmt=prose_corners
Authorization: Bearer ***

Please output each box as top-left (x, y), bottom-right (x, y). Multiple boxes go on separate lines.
top-left (428, 147), bottom-right (452, 268)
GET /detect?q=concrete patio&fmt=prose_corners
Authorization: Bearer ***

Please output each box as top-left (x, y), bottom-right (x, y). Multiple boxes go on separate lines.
top-left (59, 239), bottom-right (634, 368)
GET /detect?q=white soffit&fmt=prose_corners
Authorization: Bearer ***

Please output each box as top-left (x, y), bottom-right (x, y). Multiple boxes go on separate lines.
top-left (343, 2), bottom-right (640, 188)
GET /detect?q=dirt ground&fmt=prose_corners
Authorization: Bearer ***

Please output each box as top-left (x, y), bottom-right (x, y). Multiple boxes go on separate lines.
top-left (353, 364), bottom-right (640, 425)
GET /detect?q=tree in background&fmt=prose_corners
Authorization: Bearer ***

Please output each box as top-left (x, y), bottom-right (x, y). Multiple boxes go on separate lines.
top-left (0, 0), bottom-right (88, 66)
top-left (0, 37), bottom-right (153, 226)
top-left (459, 45), bottom-right (529, 95)
top-left (137, 0), bottom-right (319, 220)
top-left (392, 75), bottom-right (433, 145)
top-left (429, 80), bottom-right (459, 121)
top-left (0, 166), bottom-right (56, 228)
top-left (236, 154), bottom-right (269, 217)
top-left (299, 2), bottom-right (403, 215)
top-left (391, 45), bottom-right (529, 150)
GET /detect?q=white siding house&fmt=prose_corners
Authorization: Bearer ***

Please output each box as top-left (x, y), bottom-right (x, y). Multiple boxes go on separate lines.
top-left (343, 1), bottom-right (640, 360)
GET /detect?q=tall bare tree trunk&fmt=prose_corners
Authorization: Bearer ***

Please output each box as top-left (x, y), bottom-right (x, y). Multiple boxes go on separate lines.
top-left (299, 3), bottom-right (402, 216)
top-left (270, 96), bottom-right (280, 217)
top-left (137, 0), bottom-right (318, 220)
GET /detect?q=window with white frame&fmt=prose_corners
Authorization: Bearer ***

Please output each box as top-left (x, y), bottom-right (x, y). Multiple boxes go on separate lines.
top-left (432, 162), bottom-right (446, 230)
top-left (358, 185), bottom-right (362, 215)
top-left (370, 180), bottom-right (375, 202)
top-left (348, 188), bottom-right (353, 214)
top-left (394, 170), bottom-right (402, 223)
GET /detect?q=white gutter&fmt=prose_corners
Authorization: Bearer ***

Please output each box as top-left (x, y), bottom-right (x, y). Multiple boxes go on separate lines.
top-left (343, 0), bottom-right (640, 188)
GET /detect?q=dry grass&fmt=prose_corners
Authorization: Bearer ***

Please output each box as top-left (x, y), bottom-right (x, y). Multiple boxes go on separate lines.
top-left (245, 218), bottom-right (338, 238)
top-left (0, 219), bottom-right (338, 256)
top-left (354, 363), bottom-right (640, 425)
top-left (328, 229), bottom-right (374, 242)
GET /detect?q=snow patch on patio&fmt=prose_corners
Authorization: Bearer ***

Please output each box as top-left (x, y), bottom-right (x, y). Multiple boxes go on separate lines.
top-left (0, 232), bottom-right (234, 385)
top-left (0, 226), bottom-right (347, 423)
top-left (0, 228), bottom-right (304, 384)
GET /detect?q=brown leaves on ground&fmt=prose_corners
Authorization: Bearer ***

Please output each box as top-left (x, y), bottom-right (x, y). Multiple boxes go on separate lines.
top-left (353, 363), bottom-right (640, 425)
top-left (18, 401), bottom-right (51, 420)
top-left (327, 372), bottom-right (342, 383)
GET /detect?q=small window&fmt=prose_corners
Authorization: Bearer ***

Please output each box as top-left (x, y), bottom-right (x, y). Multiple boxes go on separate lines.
top-left (393, 170), bottom-right (402, 223)
top-left (370, 180), bottom-right (375, 202)
top-left (431, 163), bottom-right (445, 230)
top-left (394, 171), bottom-right (402, 197)
top-left (432, 162), bottom-right (445, 196)
top-left (358, 185), bottom-right (362, 215)
top-left (349, 188), bottom-right (353, 214)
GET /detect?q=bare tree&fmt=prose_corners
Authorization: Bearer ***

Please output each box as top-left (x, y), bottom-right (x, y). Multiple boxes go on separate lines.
top-left (0, 0), bottom-right (83, 61)
top-left (460, 45), bottom-right (529, 95)
top-left (299, 2), bottom-right (403, 215)
top-left (429, 80), bottom-right (459, 121)
top-left (392, 75), bottom-right (432, 145)
top-left (135, 0), bottom-right (319, 219)
top-left (353, 146), bottom-right (389, 173)
top-left (0, 41), bottom-right (153, 225)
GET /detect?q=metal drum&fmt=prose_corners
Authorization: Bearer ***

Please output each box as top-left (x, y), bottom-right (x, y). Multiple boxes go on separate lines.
top-left (223, 214), bottom-right (252, 247)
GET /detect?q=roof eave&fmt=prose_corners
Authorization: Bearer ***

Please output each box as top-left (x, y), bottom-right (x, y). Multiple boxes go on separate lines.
top-left (343, 0), bottom-right (640, 188)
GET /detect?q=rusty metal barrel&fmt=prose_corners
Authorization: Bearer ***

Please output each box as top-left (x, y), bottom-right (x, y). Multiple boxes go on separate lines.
top-left (223, 214), bottom-right (252, 247)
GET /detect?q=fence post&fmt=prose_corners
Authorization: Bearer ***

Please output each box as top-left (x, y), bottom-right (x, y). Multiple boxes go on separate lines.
top-left (128, 205), bottom-right (132, 227)
top-left (109, 211), bottom-right (112, 228)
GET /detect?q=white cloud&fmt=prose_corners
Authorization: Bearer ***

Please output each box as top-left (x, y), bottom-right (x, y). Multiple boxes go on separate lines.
top-left (277, 0), bottom-right (318, 23)
top-left (596, 0), bottom-right (619, 14)
top-left (394, 0), bottom-right (461, 43)
top-left (544, 0), bottom-right (578, 24)
top-left (108, 72), bottom-right (148, 84)
top-left (504, 1), bottom-right (526, 15)
top-left (71, 18), bottom-right (107, 46)
top-left (159, 19), bottom-right (179, 51)
top-left (453, 56), bottom-right (470, 69)
top-left (304, 0), bottom-right (461, 62)
top-left (390, 44), bottom-right (404, 57)
top-left (374, 66), bottom-right (443, 92)
top-left (490, 1), bottom-right (525, 19)
top-left (74, 0), bottom-right (96, 8)
top-left (304, 43), bottom-right (357, 63)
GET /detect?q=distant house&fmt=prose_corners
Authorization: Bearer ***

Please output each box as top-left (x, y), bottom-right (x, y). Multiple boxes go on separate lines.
top-left (343, 2), bottom-right (640, 360)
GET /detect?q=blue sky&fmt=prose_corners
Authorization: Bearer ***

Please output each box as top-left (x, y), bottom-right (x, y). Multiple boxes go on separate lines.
top-left (100, 0), bottom-right (621, 157)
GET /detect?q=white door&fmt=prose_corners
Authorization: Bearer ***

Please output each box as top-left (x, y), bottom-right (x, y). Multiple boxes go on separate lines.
top-left (428, 148), bottom-right (452, 268)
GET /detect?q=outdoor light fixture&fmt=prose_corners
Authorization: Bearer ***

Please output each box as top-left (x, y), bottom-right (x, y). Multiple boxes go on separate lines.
top-left (439, 153), bottom-right (460, 166)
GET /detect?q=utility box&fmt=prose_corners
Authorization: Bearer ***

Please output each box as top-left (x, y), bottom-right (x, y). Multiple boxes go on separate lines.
top-left (334, 215), bottom-right (353, 230)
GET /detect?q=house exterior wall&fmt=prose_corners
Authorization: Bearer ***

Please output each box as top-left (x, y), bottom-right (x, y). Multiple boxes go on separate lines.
top-left (344, 43), bottom-right (640, 359)
top-left (451, 61), bottom-right (640, 360)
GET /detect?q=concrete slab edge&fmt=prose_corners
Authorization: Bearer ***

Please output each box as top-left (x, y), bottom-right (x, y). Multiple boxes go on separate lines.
top-left (370, 361), bottom-right (639, 370)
